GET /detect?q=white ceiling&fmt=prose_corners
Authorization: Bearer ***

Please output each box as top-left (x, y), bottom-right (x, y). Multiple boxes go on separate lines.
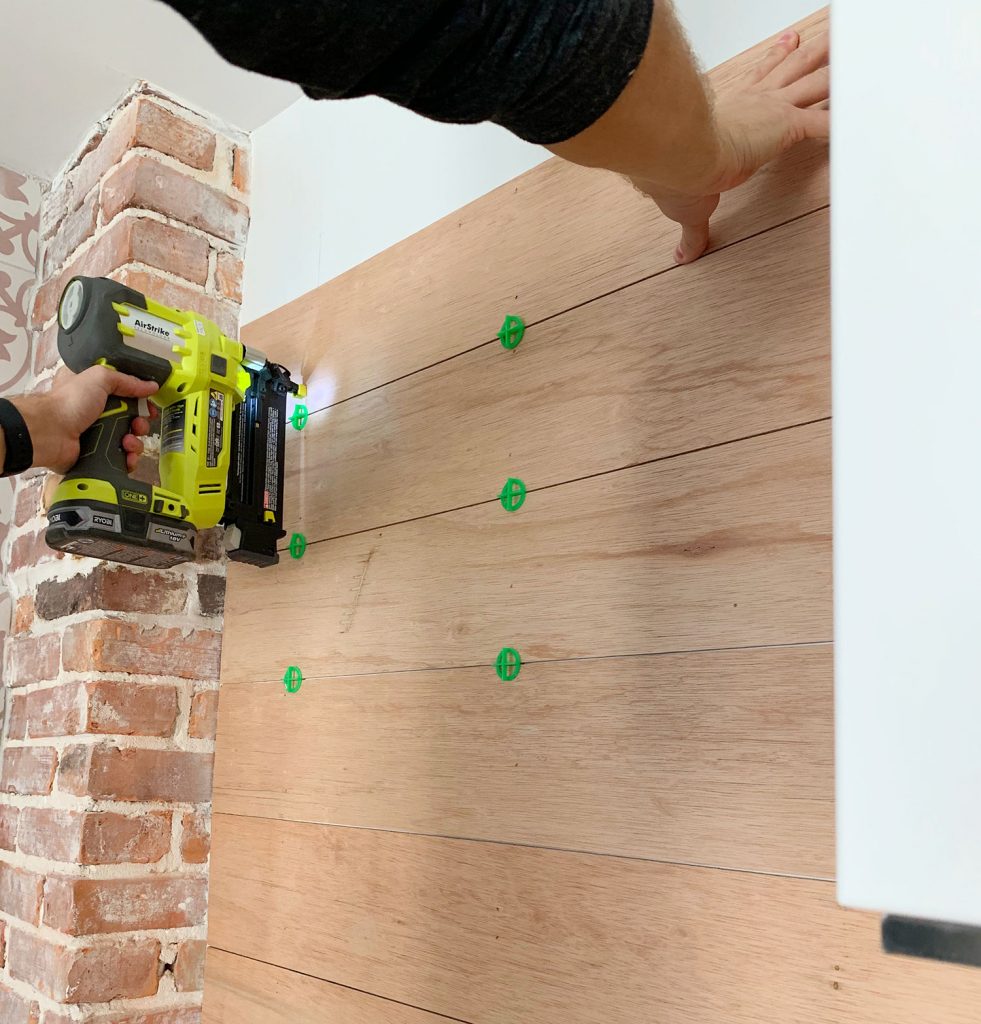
top-left (1, 0), bottom-right (300, 180)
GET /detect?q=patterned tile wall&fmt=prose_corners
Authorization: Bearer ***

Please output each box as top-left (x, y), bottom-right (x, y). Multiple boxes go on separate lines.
top-left (0, 165), bottom-right (43, 660)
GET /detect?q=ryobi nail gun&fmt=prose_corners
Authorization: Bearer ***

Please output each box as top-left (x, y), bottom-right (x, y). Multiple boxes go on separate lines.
top-left (45, 276), bottom-right (305, 569)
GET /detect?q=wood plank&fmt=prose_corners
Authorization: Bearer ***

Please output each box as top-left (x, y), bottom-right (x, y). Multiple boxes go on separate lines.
top-left (204, 949), bottom-right (456, 1024)
top-left (283, 210), bottom-right (829, 544)
top-left (222, 421), bottom-right (831, 682)
top-left (214, 646), bottom-right (833, 877)
top-left (209, 816), bottom-right (981, 1024)
top-left (246, 10), bottom-right (829, 408)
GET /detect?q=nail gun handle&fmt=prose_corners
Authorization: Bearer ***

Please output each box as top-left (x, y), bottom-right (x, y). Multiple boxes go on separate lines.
top-left (63, 395), bottom-right (143, 496)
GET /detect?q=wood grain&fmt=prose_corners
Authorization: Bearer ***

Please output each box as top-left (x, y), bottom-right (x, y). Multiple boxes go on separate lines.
top-left (209, 816), bottom-right (981, 1024)
top-left (283, 210), bottom-right (829, 544)
top-left (222, 421), bottom-right (831, 682)
top-left (204, 949), bottom-right (456, 1024)
top-left (244, 11), bottom-right (829, 409)
top-left (213, 646), bottom-right (833, 877)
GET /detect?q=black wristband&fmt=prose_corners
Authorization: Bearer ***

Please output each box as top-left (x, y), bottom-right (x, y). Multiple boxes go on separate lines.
top-left (0, 398), bottom-right (34, 477)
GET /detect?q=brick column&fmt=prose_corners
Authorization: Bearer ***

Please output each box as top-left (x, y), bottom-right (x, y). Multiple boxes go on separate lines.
top-left (0, 84), bottom-right (249, 1023)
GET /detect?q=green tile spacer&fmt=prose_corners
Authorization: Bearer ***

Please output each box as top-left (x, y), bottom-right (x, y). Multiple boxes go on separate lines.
top-left (499, 477), bottom-right (526, 512)
top-left (498, 314), bottom-right (525, 350)
top-left (289, 533), bottom-right (307, 560)
top-left (495, 647), bottom-right (522, 682)
top-left (290, 404), bottom-right (309, 430)
top-left (283, 665), bottom-right (303, 694)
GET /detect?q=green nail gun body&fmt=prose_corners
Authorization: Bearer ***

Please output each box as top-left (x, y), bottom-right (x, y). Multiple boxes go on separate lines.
top-left (45, 276), bottom-right (305, 569)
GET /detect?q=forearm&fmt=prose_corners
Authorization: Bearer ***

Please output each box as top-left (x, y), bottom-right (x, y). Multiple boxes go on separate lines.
top-left (5, 393), bottom-right (71, 472)
top-left (547, 0), bottom-right (721, 195)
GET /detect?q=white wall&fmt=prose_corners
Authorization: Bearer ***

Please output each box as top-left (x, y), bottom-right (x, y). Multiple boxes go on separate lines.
top-left (834, 1), bottom-right (981, 926)
top-left (0, 0), bottom-right (297, 179)
top-left (241, 0), bottom-right (822, 324)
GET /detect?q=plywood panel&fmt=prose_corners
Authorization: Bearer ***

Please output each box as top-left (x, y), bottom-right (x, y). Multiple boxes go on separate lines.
top-left (214, 646), bottom-right (833, 877)
top-left (222, 421), bottom-right (831, 682)
top-left (246, 11), bottom-right (829, 409)
top-left (204, 949), bottom-right (455, 1024)
top-left (209, 816), bottom-right (981, 1024)
top-left (284, 210), bottom-right (829, 543)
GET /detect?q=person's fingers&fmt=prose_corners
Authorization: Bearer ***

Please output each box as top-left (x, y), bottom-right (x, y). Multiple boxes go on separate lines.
top-left (796, 107), bottom-right (830, 140)
top-left (104, 370), bottom-right (160, 399)
top-left (763, 31), bottom-right (829, 89)
top-left (126, 451), bottom-right (139, 474)
top-left (750, 30), bottom-right (800, 83)
top-left (675, 220), bottom-right (712, 265)
top-left (130, 416), bottom-right (152, 437)
top-left (122, 434), bottom-right (144, 454)
top-left (782, 66), bottom-right (830, 108)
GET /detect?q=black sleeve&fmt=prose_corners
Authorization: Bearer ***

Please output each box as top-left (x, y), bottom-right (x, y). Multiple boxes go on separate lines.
top-left (160, 0), bottom-right (654, 145)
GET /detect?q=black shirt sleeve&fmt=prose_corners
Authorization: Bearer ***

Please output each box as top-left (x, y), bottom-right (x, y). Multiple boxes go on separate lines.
top-left (160, 0), bottom-right (654, 145)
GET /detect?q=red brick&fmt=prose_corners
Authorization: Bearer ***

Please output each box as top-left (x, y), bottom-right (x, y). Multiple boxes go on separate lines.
top-left (6, 695), bottom-right (27, 740)
top-left (84, 811), bottom-right (173, 865)
top-left (7, 928), bottom-right (160, 1002)
top-left (115, 267), bottom-right (238, 338)
top-left (88, 681), bottom-right (180, 737)
top-left (4, 632), bottom-right (60, 686)
top-left (215, 250), bottom-right (243, 303)
top-left (133, 99), bottom-right (217, 171)
top-left (33, 217), bottom-right (132, 325)
top-left (17, 808), bottom-right (171, 865)
top-left (102, 155), bottom-right (248, 245)
top-left (35, 564), bottom-right (187, 620)
top-left (0, 862), bottom-right (44, 924)
top-left (180, 811), bottom-right (210, 864)
top-left (16, 808), bottom-right (84, 862)
top-left (34, 215), bottom-right (209, 325)
top-left (0, 805), bottom-right (19, 851)
top-left (33, 321), bottom-right (61, 375)
top-left (8, 530), bottom-right (64, 574)
top-left (232, 144), bottom-right (249, 193)
top-left (196, 573), bottom-right (225, 617)
top-left (13, 596), bottom-right (34, 635)
top-left (25, 682), bottom-right (178, 739)
top-left (0, 980), bottom-right (38, 1024)
top-left (24, 685), bottom-right (82, 737)
top-left (44, 875), bottom-right (207, 935)
top-left (65, 101), bottom-right (139, 215)
top-left (194, 527), bottom-right (224, 563)
top-left (2, 747), bottom-right (57, 795)
top-left (62, 619), bottom-right (221, 680)
top-left (58, 743), bottom-right (214, 803)
top-left (13, 477), bottom-right (42, 526)
top-left (79, 1010), bottom-right (201, 1024)
top-left (188, 690), bottom-right (218, 740)
top-left (130, 218), bottom-right (209, 285)
top-left (174, 938), bottom-right (206, 992)
top-left (43, 187), bottom-right (99, 278)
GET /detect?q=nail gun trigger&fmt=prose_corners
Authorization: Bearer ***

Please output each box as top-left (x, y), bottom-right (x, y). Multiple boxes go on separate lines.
top-left (137, 398), bottom-right (151, 418)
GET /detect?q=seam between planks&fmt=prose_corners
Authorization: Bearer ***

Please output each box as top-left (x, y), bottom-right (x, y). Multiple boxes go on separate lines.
top-left (299, 203), bottom-right (830, 420)
top-left (279, 414), bottom-right (832, 552)
top-left (207, 947), bottom-right (476, 1024)
top-left (224, 638), bottom-right (833, 687)
top-left (210, 811), bottom-right (836, 885)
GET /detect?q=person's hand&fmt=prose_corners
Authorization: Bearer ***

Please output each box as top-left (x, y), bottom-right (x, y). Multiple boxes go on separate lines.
top-left (13, 366), bottom-right (158, 474)
top-left (650, 29), bottom-right (830, 264)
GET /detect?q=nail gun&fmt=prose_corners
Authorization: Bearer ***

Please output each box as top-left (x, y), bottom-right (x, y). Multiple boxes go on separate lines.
top-left (45, 276), bottom-right (305, 569)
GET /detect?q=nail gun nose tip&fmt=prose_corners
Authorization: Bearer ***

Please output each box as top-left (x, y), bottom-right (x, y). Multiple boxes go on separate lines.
top-left (298, 384), bottom-right (308, 398)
